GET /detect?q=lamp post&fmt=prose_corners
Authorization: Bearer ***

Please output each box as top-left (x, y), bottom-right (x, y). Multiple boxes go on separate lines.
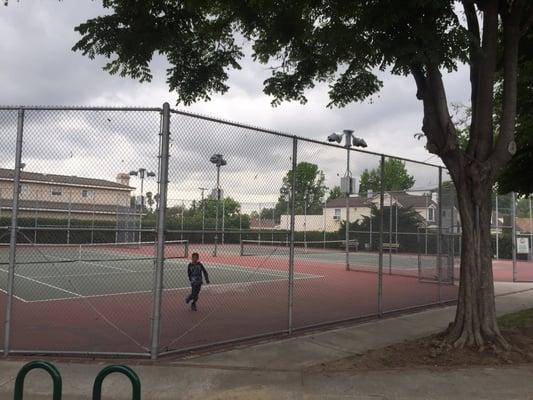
top-left (210, 154), bottom-right (227, 257)
top-left (303, 188), bottom-right (308, 249)
top-left (129, 168), bottom-right (156, 245)
top-left (198, 187), bottom-right (208, 244)
top-left (327, 130), bottom-right (367, 271)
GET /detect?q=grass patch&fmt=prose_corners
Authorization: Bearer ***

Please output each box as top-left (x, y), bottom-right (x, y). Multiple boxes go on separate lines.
top-left (497, 308), bottom-right (533, 329)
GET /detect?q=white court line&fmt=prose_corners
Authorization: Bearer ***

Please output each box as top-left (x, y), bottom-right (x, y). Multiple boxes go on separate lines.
top-left (0, 286), bottom-right (29, 303)
top-left (23, 274), bottom-right (324, 304)
top-left (29, 261), bottom-right (317, 280)
top-left (0, 267), bottom-right (83, 300)
top-left (46, 254), bottom-right (139, 273)
top-left (31, 269), bottom-right (151, 279)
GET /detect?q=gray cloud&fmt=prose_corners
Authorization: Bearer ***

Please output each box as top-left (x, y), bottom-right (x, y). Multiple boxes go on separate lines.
top-left (0, 1), bottom-right (470, 205)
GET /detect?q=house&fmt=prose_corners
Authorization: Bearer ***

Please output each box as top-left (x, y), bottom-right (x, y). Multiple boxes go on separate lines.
top-left (275, 192), bottom-right (456, 233)
top-left (0, 168), bottom-right (135, 222)
top-left (516, 218), bottom-right (532, 234)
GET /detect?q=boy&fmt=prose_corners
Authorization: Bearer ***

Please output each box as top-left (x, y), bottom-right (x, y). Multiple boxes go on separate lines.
top-left (185, 252), bottom-right (210, 311)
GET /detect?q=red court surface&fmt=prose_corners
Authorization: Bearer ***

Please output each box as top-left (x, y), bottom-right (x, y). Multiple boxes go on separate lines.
top-left (0, 248), bottom-right (458, 356)
top-left (492, 259), bottom-right (533, 282)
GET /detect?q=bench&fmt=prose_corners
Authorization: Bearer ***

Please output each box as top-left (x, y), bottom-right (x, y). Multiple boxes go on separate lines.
top-left (382, 242), bottom-right (400, 252)
top-left (339, 240), bottom-right (359, 251)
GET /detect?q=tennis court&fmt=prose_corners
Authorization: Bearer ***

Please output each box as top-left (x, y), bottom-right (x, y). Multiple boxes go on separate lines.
top-left (0, 241), bottom-right (320, 302)
top-left (0, 238), bottom-right (457, 356)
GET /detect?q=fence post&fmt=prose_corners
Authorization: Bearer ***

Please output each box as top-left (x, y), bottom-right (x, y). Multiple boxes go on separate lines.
top-left (495, 193), bottom-right (499, 259)
top-left (14, 361), bottom-right (62, 400)
top-left (388, 190), bottom-right (393, 274)
top-left (150, 103), bottom-right (171, 360)
top-left (512, 191), bottom-right (517, 282)
top-left (287, 137), bottom-right (297, 334)
top-left (3, 108), bottom-right (24, 356)
top-left (437, 167), bottom-right (443, 303)
top-left (92, 365), bottom-right (141, 400)
top-left (378, 155), bottom-right (385, 317)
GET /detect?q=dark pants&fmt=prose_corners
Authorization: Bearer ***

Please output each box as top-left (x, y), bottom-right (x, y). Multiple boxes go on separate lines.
top-left (187, 282), bottom-right (202, 305)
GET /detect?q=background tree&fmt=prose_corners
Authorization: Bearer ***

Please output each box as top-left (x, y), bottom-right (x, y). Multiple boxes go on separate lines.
top-left (74, 0), bottom-right (533, 349)
top-left (347, 204), bottom-right (426, 252)
top-left (277, 162), bottom-right (327, 215)
top-left (359, 159), bottom-right (416, 195)
top-left (327, 185), bottom-right (343, 201)
top-left (145, 191), bottom-right (155, 212)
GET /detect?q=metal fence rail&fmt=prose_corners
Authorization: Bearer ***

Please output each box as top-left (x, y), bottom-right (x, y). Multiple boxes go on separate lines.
top-left (10, 102), bottom-right (530, 358)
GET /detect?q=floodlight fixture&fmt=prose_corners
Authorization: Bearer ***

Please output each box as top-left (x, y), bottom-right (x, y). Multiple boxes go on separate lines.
top-left (352, 137), bottom-right (367, 148)
top-left (327, 133), bottom-right (343, 143)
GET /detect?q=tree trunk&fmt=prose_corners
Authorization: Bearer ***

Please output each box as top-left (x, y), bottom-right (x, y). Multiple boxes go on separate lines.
top-left (445, 174), bottom-right (508, 349)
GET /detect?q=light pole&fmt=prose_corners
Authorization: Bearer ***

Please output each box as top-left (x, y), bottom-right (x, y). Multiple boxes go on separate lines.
top-left (328, 130), bottom-right (367, 271)
top-left (198, 187), bottom-right (208, 244)
top-left (210, 154), bottom-right (227, 257)
top-left (303, 189), bottom-right (308, 248)
top-left (129, 168), bottom-right (156, 245)
top-left (281, 184), bottom-right (290, 244)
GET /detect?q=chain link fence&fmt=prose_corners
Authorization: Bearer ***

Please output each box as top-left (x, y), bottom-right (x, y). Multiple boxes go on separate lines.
top-left (0, 103), bottom-right (462, 358)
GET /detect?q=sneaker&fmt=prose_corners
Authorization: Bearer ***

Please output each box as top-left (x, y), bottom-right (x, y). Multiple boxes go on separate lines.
top-left (191, 303), bottom-right (197, 311)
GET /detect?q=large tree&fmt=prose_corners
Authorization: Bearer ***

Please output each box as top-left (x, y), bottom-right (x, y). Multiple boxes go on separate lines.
top-left (359, 158), bottom-right (416, 195)
top-left (277, 162), bottom-right (327, 215)
top-left (73, 1), bottom-right (533, 349)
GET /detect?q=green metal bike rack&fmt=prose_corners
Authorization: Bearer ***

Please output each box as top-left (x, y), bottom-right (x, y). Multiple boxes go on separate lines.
top-left (13, 360), bottom-right (62, 400)
top-left (92, 365), bottom-right (141, 400)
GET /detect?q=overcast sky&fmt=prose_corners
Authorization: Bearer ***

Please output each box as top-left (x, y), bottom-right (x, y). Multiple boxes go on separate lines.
top-left (0, 1), bottom-right (469, 207)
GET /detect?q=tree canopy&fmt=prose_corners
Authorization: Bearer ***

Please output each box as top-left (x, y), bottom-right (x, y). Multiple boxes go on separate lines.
top-left (278, 161), bottom-right (327, 216)
top-left (497, 32), bottom-right (533, 196)
top-left (72, 0), bottom-right (533, 350)
top-left (359, 158), bottom-right (415, 195)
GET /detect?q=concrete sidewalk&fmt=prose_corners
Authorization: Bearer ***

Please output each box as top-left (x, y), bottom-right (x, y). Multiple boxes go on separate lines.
top-left (1, 282), bottom-right (533, 399)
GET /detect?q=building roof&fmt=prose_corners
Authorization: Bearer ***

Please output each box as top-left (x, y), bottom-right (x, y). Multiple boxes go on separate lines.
top-left (250, 218), bottom-right (278, 229)
top-left (0, 198), bottom-right (137, 215)
top-left (516, 218), bottom-right (532, 233)
top-left (325, 196), bottom-right (370, 208)
top-left (0, 168), bottom-right (134, 191)
top-left (394, 193), bottom-right (436, 208)
top-left (326, 193), bottom-right (436, 209)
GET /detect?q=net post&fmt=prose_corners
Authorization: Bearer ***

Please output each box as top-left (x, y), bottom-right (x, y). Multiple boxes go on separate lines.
top-left (150, 103), bottom-right (171, 360)
top-left (4, 107), bottom-right (24, 356)
top-left (287, 137), bottom-right (297, 334)
top-left (377, 155), bottom-right (385, 317)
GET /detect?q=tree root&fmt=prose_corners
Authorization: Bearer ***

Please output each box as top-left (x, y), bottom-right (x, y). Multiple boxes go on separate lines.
top-left (440, 326), bottom-right (511, 353)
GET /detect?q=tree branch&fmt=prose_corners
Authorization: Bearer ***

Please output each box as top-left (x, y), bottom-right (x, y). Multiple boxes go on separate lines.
top-left (462, 0), bottom-right (481, 156)
top-left (468, 0), bottom-right (499, 160)
top-left (520, 6), bottom-right (533, 36)
top-left (409, 64), bottom-right (427, 100)
top-left (489, 1), bottom-right (522, 174)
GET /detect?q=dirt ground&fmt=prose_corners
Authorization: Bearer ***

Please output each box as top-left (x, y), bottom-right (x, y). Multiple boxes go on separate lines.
top-left (314, 309), bottom-right (533, 371)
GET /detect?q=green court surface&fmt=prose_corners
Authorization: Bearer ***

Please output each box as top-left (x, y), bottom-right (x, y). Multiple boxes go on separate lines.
top-left (0, 254), bottom-right (319, 303)
top-left (238, 243), bottom-right (443, 269)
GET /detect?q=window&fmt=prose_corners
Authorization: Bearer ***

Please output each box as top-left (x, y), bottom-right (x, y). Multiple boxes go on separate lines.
top-left (333, 208), bottom-right (341, 220)
top-left (19, 184), bottom-right (29, 194)
top-left (82, 189), bottom-right (94, 199)
top-left (50, 187), bottom-right (63, 196)
top-left (428, 207), bottom-right (435, 222)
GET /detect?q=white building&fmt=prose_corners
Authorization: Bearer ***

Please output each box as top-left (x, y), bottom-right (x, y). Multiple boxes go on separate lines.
top-left (275, 192), bottom-right (454, 232)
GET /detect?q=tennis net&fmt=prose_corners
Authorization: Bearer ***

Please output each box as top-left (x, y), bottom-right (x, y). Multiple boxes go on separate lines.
top-left (0, 240), bottom-right (189, 265)
top-left (240, 239), bottom-right (358, 256)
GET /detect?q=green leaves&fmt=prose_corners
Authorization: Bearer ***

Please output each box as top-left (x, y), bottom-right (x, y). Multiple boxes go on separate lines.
top-left (73, 0), bottom-right (468, 106)
top-left (359, 158), bottom-right (415, 194)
